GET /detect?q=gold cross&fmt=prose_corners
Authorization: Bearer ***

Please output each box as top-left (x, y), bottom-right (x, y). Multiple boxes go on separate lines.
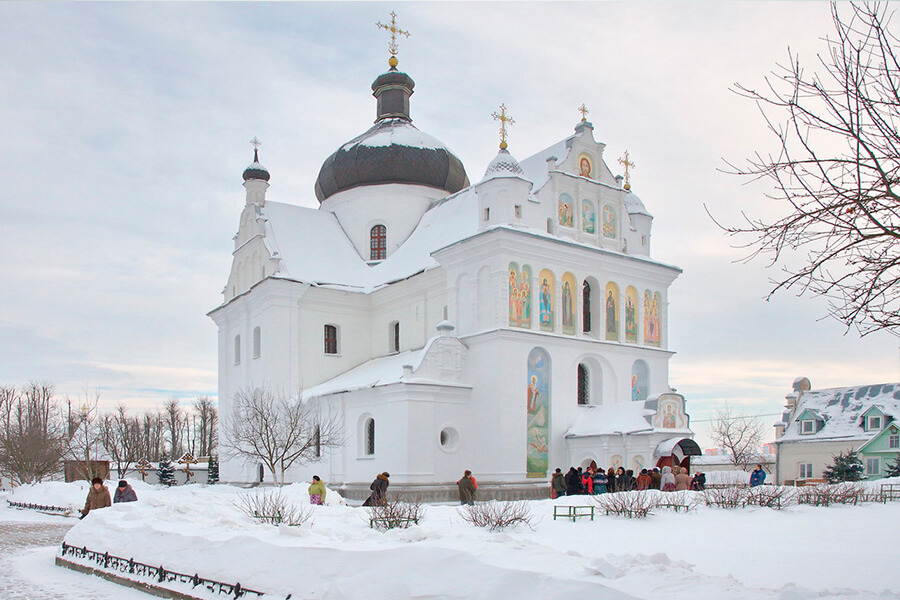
top-left (376, 11), bottom-right (411, 68)
top-left (491, 103), bottom-right (515, 150)
top-left (249, 137), bottom-right (262, 150)
top-left (618, 150), bottom-right (636, 190)
top-left (578, 104), bottom-right (589, 122)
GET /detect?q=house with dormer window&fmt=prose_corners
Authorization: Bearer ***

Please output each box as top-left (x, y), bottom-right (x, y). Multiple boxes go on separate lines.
top-left (773, 378), bottom-right (900, 484)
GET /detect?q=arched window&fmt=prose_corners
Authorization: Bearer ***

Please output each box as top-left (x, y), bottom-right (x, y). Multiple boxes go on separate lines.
top-left (324, 324), bottom-right (338, 354)
top-left (365, 418), bottom-right (375, 455)
top-left (252, 326), bottom-right (261, 359)
top-left (234, 335), bottom-right (241, 365)
top-left (582, 281), bottom-right (592, 333)
top-left (577, 363), bottom-right (590, 405)
top-left (390, 321), bottom-right (400, 353)
top-left (370, 225), bottom-right (387, 261)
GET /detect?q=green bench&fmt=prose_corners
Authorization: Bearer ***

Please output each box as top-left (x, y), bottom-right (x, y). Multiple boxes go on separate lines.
top-left (553, 505), bottom-right (595, 521)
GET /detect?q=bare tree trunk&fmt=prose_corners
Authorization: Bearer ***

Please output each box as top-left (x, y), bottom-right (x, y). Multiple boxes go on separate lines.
top-left (0, 382), bottom-right (66, 485)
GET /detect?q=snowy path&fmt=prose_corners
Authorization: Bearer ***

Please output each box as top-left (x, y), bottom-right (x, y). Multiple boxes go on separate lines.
top-left (0, 520), bottom-right (149, 600)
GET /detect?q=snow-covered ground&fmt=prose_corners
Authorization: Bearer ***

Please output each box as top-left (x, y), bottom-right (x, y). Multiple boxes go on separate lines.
top-left (4, 480), bottom-right (900, 600)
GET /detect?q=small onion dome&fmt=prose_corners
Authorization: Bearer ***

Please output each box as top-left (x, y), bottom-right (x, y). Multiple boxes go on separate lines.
top-left (481, 148), bottom-right (525, 182)
top-left (242, 148), bottom-right (270, 182)
top-left (623, 190), bottom-right (651, 217)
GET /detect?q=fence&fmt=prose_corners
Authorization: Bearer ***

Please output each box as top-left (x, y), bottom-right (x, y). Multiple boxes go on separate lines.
top-left (7, 500), bottom-right (71, 515)
top-left (59, 542), bottom-right (289, 599)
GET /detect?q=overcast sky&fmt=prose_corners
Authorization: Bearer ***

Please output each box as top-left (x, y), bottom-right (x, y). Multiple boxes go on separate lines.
top-left (1, 2), bottom-right (897, 447)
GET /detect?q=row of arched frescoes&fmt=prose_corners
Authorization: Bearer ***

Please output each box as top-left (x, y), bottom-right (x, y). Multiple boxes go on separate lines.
top-left (557, 194), bottom-right (618, 238)
top-left (509, 262), bottom-right (661, 347)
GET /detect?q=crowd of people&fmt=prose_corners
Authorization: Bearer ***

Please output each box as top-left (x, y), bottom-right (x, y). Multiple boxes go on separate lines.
top-left (550, 465), bottom-right (707, 497)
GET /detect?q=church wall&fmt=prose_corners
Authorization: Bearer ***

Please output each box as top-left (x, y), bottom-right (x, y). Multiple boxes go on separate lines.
top-left (321, 183), bottom-right (446, 262)
top-left (367, 269), bottom-right (447, 357)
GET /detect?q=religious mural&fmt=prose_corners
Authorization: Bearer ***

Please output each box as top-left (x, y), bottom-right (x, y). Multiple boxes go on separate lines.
top-left (561, 272), bottom-right (576, 335)
top-left (558, 194), bottom-right (574, 228)
top-left (538, 269), bottom-right (555, 331)
top-left (526, 348), bottom-right (550, 478)
top-left (651, 394), bottom-right (688, 430)
top-left (602, 205), bottom-right (617, 239)
top-left (610, 455), bottom-right (623, 469)
top-left (643, 290), bottom-right (660, 346)
top-left (604, 282), bottom-right (619, 341)
top-left (508, 262), bottom-right (532, 328)
top-left (632, 456), bottom-right (646, 472)
top-left (582, 200), bottom-right (596, 234)
top-left (624, 286), bottom-right (638, 344)
top-left (578, 153), bottom-right (593, 178)
top-left (631, 360), bottom-right (648, 402)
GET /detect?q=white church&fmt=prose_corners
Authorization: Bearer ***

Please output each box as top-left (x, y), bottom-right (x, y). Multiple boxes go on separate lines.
top-left (210, 36), bottom-right (697, 499)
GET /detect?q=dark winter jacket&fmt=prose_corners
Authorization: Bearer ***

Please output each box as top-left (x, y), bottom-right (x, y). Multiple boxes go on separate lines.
top-left (592, 471), bottom-right (608, 493)
top-left (113, 484), bottom-right (138, 503)
top-left (82, 484), bottom-right (111, 515)
top-left (363, 473), bottom-right (390, 506)
top-left (457, 475), bottom-right (476, 503)
top-left (750, 468), bottom-right (766, 487)
top-left (649, 469), bottom-right (661, 490)
top-left (551, 472), bottom-right (567, 494)
top-left (565, 468), bottom-right (583, 494)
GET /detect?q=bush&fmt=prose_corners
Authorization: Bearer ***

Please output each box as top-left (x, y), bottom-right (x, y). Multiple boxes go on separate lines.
top-left (236, 490), bottom-right (313, 526)
top-left (458, 500), bottom-right (534, 531)
top-left (594, 490), bottom-right (658, 518)
top-left (702, 486), bottom-right (748, 509)
top-left (366, 496), bottom-right (425, 531)
top-left (744, 485), bottom-right (797, 509)
top-left (798, 482), bottom-right (867, 506)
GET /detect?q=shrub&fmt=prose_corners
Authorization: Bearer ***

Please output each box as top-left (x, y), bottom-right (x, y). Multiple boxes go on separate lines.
top-left (745, 485), bottom-right (797, 509)
top-left (458, 500), bottom-right (535, 531)
top-left (366, 496), bottom-right (425, 531)
top-left (236, 489), bottom-right (313, 526)
top-left (594, 490), bottom-right (658, 518)
top-left (702, 486), bottom-right (748, 509)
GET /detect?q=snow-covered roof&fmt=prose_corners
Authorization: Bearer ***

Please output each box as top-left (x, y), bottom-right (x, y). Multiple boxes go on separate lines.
top-left (340, 119), bottom-right (447, 151)
top-left (779, 382), bottom-right (900, 443)
top-left (518, 137), bottom-right (573, 191)
top-left (481, 148), bottom-right (529, 183)
top-left (564, 402), bottom-right (656, 437)
top-left (623, 191), bottom-right (651, 217)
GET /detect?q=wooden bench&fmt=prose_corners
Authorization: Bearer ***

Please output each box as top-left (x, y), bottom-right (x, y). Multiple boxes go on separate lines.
top-left (656, 502), bottom-right (690, 512)
top-left (553, 505), bottom-right (595, 521)
top-left (369, 516), bottom-right (419, 529)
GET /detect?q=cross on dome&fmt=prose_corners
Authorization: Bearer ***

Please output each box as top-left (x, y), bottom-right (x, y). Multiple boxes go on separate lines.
top-left (618, 150), bottom-right (636, 190)
top-left (249, 137), bottom-right (262, 150)
top-left (578, 104), bottom-right (590, 122)
top-left (492, 103), bottom-right (515, 150)
top-left (376, 11), bottom-right (411, 68)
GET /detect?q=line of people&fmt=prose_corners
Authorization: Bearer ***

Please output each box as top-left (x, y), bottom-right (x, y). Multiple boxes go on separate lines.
top-left (551, 465), bottom-right (706, 497)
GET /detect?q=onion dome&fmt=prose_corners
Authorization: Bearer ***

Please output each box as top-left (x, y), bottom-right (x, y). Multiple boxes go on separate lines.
top-left (481, 148), bottom-right (526, 181)
top-left (314, 68), bottom-right (469, 203)
top-left (242, 148), bottom-right (270, 182)
top-left (624, 190), bottom-right (651, 216)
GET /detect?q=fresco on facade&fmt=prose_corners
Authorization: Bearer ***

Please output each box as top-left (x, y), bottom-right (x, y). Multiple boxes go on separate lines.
top-left (610, 455), bottom-right (623, 468)
top-left (625, 286), bottom-right (638, 344)
top-left (508, 262), bottom-right (532, 328)
top-left (538, 269), bottom-right (555, 331)
top-left (526, 348), bottom-right (550, 478)
top-left (561, 272), bottom-right (576, 335)
top-left (582, 200), bottom-right (596, 234)
top-left (631, 360), bottom-right (649, 402)
top-left (558, 194), bottom-right (574, 228)
top-left (605, 282), bottom-right (619, 341)
top-left (644, 290), bottom-right (660, 346)
top-left (578, 153), bottom-right (593, 178)
top-left (632, 456), bottom-right (646, 472)
top-left (602, 205), bottom-right (617, 238)
top-left (652, 394), bottom-right (687, 430)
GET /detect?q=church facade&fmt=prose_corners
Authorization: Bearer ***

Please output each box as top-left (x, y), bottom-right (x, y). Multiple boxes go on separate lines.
top-left (209, 53), bottom-right (696, 497)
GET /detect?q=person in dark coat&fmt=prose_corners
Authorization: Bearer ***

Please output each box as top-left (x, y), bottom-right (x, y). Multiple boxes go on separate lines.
top-left (113, 480), bottom-right (137, 503)
top-left (607, 468), bottom-right (617, 492)
top-left (592, 468), bottom-right (608, 494)
top-left (80, 477), bottom-right (111, 518)
top-left (551, 468), bottom-right (567, 498)
top-left (457, 470), bottom-right (476, 505)
top-left (691, 471), bottom-right (706, 491)
top-left (750, 465), bottom-right (766, 487)
top-left (649, 468), bottom-right (662, 490)
top-left (362, 472), bottom-right (390, 506)
top-left (564, 467), bottom-right (583, 495)
top-left (616, 467), bottom-right (630, 492)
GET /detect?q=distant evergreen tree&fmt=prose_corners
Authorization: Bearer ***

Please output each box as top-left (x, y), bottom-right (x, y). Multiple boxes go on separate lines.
top-left (207, 456), bottom-right (219, 485)
top-left (883, 454), bottom-right (900, 479)
top-left (157, 457), bottom-right (177, 486)
top-left (823, 450), bottom-right (865, 483)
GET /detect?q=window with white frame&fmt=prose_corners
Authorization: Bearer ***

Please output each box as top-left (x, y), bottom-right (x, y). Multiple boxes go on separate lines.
top-left (234, 335), bottom-right (241, 365)
top-left (799, 463), bottom-right (813, 479)
top-left (252, 326), bottom-right (261, 359)
top-left (800, 420), bottom-right (815, 435)
top-left (866, 457), bottom-right (880, 476)
top-left (867, 415), bottom-right (883, 431)
top-left (890, 433), bottom-right (899, 449)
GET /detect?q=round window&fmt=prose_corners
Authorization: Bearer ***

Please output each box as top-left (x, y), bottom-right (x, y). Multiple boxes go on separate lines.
top-left (439, 427), bottom-right (460, 452)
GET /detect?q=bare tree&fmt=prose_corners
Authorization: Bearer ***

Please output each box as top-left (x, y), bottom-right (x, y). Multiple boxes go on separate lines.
top-left (0, 382), bottom-right (66, 484)
top-left (720, 2), bottom-right (900, 334)
top-left (64, 387), bottom-right (104, 481)
top-left (137, 410), bottom-right (165, 462)
top-left (99, 404), bottom-right (142, 478)
top-left (193, 396), bottom-right (218, 458)
top-left (221, 387), bottom-right (343, 486)
top-left (162, 398), bottom-right (185, 458)
top-left (709, 405), bottom-right (766, 471)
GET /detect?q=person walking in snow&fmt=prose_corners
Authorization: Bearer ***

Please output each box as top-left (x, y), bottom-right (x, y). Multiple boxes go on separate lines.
top-left (551, 468), bottom-right (567, 498)
top-left (750, 464), bottom-right (766, 487)
top-left (308, 475), bottom-right (327, 505)
top-left (457, 470), bottom-right (476, 505)
top-left (80, 477), bottom-right (111, 518)
top-left (362, 472), bottom-right (390, 506)
top-left (113, 480), bottom-right (137, 503)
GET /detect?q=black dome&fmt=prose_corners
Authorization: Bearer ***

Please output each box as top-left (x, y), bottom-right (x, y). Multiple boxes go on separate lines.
top-left (314, 68), bottom-right (469, 203)
top-left (242, 148), bottom-right (270, 182)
